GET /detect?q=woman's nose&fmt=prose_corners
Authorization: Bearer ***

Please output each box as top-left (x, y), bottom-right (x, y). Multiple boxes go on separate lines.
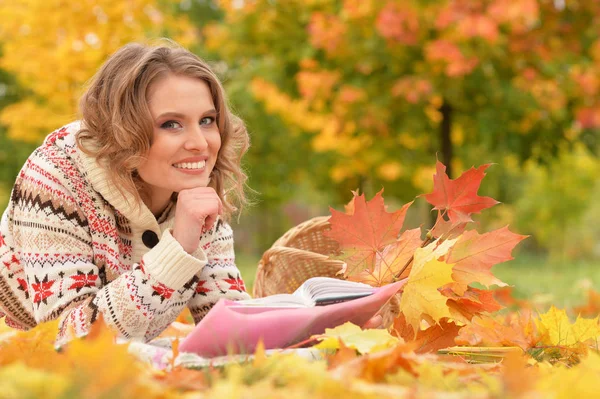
top-left (184, 125), bottom-right (208, 151)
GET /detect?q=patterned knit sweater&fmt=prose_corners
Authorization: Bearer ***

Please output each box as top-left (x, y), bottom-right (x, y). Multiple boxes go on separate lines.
top-left (0, 121), bottom-right (250, 347)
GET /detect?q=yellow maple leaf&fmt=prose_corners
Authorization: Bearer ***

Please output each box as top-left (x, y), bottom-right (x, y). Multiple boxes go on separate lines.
top-left (399, 239), bottom-right (457, 334)
top-left (314, 322), bottom-right (399, 354)
top-left (0, 363), bottom-right (70, 399)
top-left (536, 306), bottom-right (600, 353)
top-left (0, 320), bottom-right (60, 369)
top-left (535, 351), bottom-right (600, 398)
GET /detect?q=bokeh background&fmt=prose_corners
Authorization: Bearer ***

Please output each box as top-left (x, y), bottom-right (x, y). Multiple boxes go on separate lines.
top-left (0, 0), bottom-right (598, 306)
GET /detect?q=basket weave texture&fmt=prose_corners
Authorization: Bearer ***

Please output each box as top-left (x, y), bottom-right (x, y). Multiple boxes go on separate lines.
top-left (252, 216), bottom-right (400, 327)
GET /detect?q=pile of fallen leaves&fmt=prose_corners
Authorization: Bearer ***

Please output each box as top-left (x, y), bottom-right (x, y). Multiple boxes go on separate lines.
top-left (2, 161), bottom-right (600, 398)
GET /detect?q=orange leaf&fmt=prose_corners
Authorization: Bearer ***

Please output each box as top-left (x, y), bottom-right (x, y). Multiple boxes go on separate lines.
top-left (441, 287), bottom-right (504, 324)
top-left (325, 190), bottom-right (412, 277)
top-left (329, 342), bottom-right (417, 382)
top-left (392, 313), bottom-right (461, 354)
top-left (493, 287), bottom-right (532, 309)
top-left (501, 351), bottom-right (538, 397)
top-left (429, 210), bottom-right (467, 239)
top-left (447, 226), bottom-right (528, 295)
top-left (574, 290), bottom-right (600, 317)
top-left (455, 312), bottom-right (538, 351)
top-left (348, 228), bottom-right (422, 285)
top-left (423, 161), bottom-right (499, 224)
top-left (153, 366), bottom-right (208, 391)
top-left (326, 340), bottom-right (359, 370)
top-left (343, 189), bottom-right (360, 215)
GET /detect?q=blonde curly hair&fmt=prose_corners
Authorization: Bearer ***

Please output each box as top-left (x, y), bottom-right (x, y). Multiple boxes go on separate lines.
top-left (76, 40), bottom-right (250, 219)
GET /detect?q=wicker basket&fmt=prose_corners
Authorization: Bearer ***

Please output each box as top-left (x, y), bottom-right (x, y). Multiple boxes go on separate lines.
top-left (252, 216), bottom-right (400, 327)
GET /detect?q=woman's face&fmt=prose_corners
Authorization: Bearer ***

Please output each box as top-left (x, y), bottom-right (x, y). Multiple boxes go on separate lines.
top-left (137, 73), bottom-right (221, 213)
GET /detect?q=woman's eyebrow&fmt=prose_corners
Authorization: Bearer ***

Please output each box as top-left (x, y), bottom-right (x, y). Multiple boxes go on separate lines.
top-left (156, 109), bottom-right (218, 119)
top-left (156, 111), bottom-right (186, 119)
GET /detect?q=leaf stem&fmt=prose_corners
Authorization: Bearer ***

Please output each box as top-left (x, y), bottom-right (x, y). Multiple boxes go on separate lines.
top-left (393, 234), bottom-right (433, 280)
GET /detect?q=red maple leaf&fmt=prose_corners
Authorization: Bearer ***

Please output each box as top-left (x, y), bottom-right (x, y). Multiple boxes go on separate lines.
top-left (325, 189), bottom-right (412, 277)
top-left (68, 271), bottom-right (98, 293)
top-left (224, 275), bottom-right (246, 292)
top-left (32, 276), bottom-right (55, 304)
top-left (423, 161), bottom-right (499, 224)
top-left (447, 226), bottom-right (528, 295)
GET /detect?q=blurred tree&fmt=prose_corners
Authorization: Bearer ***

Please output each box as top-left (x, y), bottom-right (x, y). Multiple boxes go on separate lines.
top-left (0, 0), bottom-right (196, 143)
top-left (201, 0), bottom-right (600, 203)
top-left (0, 50), bottom-right (35, 211)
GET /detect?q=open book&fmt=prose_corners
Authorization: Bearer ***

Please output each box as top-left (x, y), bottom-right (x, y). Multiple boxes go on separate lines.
top-left (179, 278), bottom-right (407, 358)
top-left (235, 277), bottom-right (376, 308)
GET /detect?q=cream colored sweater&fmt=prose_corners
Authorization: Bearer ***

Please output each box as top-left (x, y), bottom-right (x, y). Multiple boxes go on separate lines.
top-left (0, 121), bottom-right (250, 347)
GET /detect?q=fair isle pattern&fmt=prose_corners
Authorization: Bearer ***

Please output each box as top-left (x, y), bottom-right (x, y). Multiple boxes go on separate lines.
top-left (0, 122), bottom-right (250, 347)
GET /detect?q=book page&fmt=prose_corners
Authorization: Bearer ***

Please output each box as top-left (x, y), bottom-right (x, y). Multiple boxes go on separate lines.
top-left (297, 277), bottom-right (376, 304)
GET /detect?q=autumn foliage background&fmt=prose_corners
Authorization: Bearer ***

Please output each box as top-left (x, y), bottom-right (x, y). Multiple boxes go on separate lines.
top-left (0, 0), bottom-right (600, 397)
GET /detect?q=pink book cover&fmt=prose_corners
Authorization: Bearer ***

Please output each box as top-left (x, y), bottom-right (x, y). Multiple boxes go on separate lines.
top-left (179, 279), bottom-right (407, 358)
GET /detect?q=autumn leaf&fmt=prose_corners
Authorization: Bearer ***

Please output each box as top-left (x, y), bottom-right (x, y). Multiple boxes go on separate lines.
top-left (326, 340), bottom-right (359, 370)
top-left (423, 161), bottom-right (499, 224)
top-left (152, 366), bottom-right (208, 392)
top-left (392, 314), bottom-right (462, 354)
top-left (325, 190), bottom-right (413, 277)
top-left (253, 339), bottom-right (267, 367)
top-left (329, 343), bottom-right (418, 383)
top-left (535, 352), bottom-right (600, 397)
top-left (447, 226), bottom-right (527, 295)
top-left (493, 286), bottom-right (532, 309)
top-left (455, 312), bottom-right (538, 351)
top-left (429, 210), bottom-right (468, 239)
top-left (398, 239), bottom-right (456, 333)
top-left (347, 228), bottom-right (422, 285)
top-left (536, 306), bottom-right (600, 355)
top-left (573, 289), bottom-right (600, 317)
top-left (0, 363), bottom-right (70, 399)
top-left (500, 351), bottom-right (538, 397)
top-left (0, 320), bottom-right (59, 369)
top-left (441, 287), bottom-right (504, 324)
top-left (314, 322), bottom-right (399, 354)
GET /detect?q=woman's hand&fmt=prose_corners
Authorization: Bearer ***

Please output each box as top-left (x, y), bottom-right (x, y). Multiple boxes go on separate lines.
top-left (362, 314), bottom-right (384, 329)
top-left (172, 187), bottom-right (222, 254)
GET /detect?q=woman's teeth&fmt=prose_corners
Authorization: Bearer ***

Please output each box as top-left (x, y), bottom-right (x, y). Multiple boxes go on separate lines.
top-left (173, 161), bottom-right (206, 169)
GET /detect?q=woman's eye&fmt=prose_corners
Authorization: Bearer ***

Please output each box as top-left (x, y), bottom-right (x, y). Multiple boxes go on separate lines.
top-left (200, 117), bottom-right (215, 126)
top-left (160, 120), bottom-right (182, 130)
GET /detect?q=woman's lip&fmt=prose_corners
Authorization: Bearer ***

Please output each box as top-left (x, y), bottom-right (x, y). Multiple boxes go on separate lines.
top-left (173, 165), bottom-right (206, 175)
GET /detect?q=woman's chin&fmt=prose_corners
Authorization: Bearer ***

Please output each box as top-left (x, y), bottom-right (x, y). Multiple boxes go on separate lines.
top-left (177, 177), bottom-right (211, 190)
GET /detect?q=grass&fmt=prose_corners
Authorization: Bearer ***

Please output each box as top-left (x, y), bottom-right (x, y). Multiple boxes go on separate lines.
top-left (237, 249), bottom-right (600, 310)
top-left (236, 251), bottom-right (260, 294)
top-left (493, 253), bottom-right (600, 310)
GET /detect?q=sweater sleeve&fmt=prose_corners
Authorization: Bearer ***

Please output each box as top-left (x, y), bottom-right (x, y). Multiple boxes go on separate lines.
top-left (10, 148), bottom-right (205, 347)
top-left (187, 221), bottom-right (250, 324)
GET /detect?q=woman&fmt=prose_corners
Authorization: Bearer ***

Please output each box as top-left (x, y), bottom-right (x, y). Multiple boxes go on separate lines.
top-left (0, 41), bottom-right (251, 346)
